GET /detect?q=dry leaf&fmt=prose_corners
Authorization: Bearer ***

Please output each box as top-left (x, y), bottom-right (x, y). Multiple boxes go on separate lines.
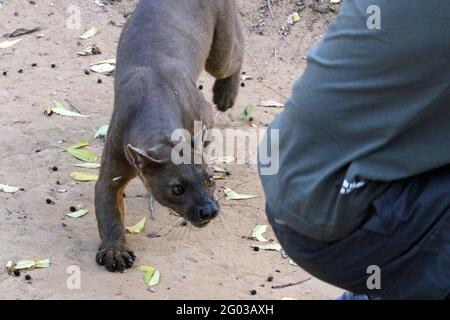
top-left (9, 27), bottom-right (40, 38)
top-left (240, 105), bottom-right (253, 120)
top-left (66, 148), bottom-right (98, 162)
top-left (72, 163), bottom-right (100, 169)
top-left (15, 259), bottom-right (50, 270)
top-left (90, 63), bottom-right (115, 73)
top-left (0, 184), bottom-right (20, 193)
top-left (252, 224), bottom-right (269, 242)
top-left (92, 58), bottom-right (116, 65)
top-left (52, 108), bottom-right (89, 118)
top-left (258, 100), bottom-right (284, 108)
top-left (210, 166), bottom-right (227, 173)
top-left (224, 187), bottom-right (258, 200)
top-left (0, 38), bottom-right (23, 49)
top-left (77, 45), bottom-right (101, 56)
top-left (210, 156), bottom-right (235, 164)
top-left (126, 217), bottom-right (146, 234)
top-left (70, 172), bottom-right (99, 182)
top-left (95, 124), bottom-right (109, 138)
top-left (138, 265), bottom-right (160, 287)
top-left (66, 209), bottom-right (89, 218)
top-left (68, 140), bottom-right (89, 149)
top-left (251, 242), bottom-right (282, 251)
top-left (80, 26), bottom-right (98, 39)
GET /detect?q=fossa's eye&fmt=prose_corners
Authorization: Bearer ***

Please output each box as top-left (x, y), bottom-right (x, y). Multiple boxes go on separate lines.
top-left (171, 185), bottom-right (185, 196)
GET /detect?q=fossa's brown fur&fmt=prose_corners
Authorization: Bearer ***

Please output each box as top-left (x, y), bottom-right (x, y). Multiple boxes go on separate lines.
top-left (95, 0), bottom-right (244, 272)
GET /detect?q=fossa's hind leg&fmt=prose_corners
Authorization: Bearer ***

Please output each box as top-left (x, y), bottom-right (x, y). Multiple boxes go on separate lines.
top-left (206, 3), bottom-right (244, 112)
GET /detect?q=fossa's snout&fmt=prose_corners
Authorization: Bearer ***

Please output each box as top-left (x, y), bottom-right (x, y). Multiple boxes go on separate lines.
top-left (191, 200), bottom-right (220, 227)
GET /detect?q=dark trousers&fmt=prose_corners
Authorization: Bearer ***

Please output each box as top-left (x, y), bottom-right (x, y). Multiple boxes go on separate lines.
top-left (268, 166), bottom-right (450, 299)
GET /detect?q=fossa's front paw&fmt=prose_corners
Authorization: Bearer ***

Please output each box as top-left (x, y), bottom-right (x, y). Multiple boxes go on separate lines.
top-left (96, 241), bottom-right (136, 272)
top-left (213, 76), bottom-right (239, 112)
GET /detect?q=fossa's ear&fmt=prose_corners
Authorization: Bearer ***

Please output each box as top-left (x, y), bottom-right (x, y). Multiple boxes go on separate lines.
top-left (127, 144), bottom-right (168, 169)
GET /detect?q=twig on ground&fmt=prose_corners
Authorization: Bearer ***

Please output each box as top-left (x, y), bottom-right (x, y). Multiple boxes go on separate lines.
top-left (245, 48), bottom-right (264, 80)
top-left (259, 81), bottom-right (289, 100)
top-left (271, 277), bottom-right (312, 289)
top-left (273, 40), bottom-right (279, 74)
top-left (267, 0), bottom-right (282, 36)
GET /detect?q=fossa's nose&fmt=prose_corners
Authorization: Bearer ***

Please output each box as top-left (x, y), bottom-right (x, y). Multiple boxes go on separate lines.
top-left (197, 201), bottom-right (219, 221)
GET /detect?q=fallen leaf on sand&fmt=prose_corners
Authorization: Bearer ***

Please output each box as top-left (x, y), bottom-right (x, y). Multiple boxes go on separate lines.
top-left (70, 172), bottom-right (99, 182)
top-left (14, 259), bottom-right (50, 270)
top-left (240, 105), bottom-right (253, 120)
top-left (210, 156), bottom-right (235, 164)
top-left (94, 124), bottom-right (109, 138)
top-left (66, 209), bottom-right (89, 218)
top-left (0, 38), bottom-right (23, 49)
top-left (68, 140), bottom-right (89, 149)
top-left (138, 265), bottom-right (160, 287)
top-left (77, 45), bottom-right (101, 56)
top-left (252, 224), bottom-right (269, 242)
top-left (67, 148), bottom-right (98, 162)
top-left (0, 184), bottom-right (20, 193)
top-left (258, 100), bottom-right (284, 108)
top-left (9, 27), bottom-right (40, 38)
top-left (90, 63), bottom-right (115, 73)
top-left (210, 166), bottom-right (227, 173)
top-left (224, 187), bottom-right (258, 200)
top-left (80, 26), bottom-right (98, 40)
top-left (126, 217), bottom-right (146, 234)
top-left (6, 261), bottom-right (14, 274)
top-left (52, 101), bottom-right (89, 118)
top-left (52, 108), bottom-right (89, 117)
top-left (240, 74), bottom-right (253, 82)
top-left (92, 58), bottom-right (116, 65)
top-left (251, 242), bottom-right (282, 251)
top-left (289, 258), bottom-right (298, 266)
top-left (66, 140), bottom-right (98, 162)
top-left (72, 163), bottom-right (100, 169)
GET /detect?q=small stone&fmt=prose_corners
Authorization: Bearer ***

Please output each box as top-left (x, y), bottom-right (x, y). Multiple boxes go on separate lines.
top-left (25, 274), bottom-right (31, 281)
top-left (13, 270), bottom-right (21, 277)
top-left (267, 276), bottom-right (274, 282)
top-left (250, 289), bottom-right (257, 295)
top-left (51, 63), bottom-right (56, 68)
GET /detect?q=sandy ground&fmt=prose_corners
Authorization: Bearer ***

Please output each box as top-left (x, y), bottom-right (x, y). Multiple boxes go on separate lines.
top-left (0, 0), bottom-right (343, 299)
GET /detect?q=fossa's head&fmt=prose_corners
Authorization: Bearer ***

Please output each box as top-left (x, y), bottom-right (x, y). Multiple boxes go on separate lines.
top-left (127, 138), bottom-right (219, 228)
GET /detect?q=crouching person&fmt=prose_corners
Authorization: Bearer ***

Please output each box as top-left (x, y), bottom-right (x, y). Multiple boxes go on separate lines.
top-left (258, 0), bottom-right (450, 300)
